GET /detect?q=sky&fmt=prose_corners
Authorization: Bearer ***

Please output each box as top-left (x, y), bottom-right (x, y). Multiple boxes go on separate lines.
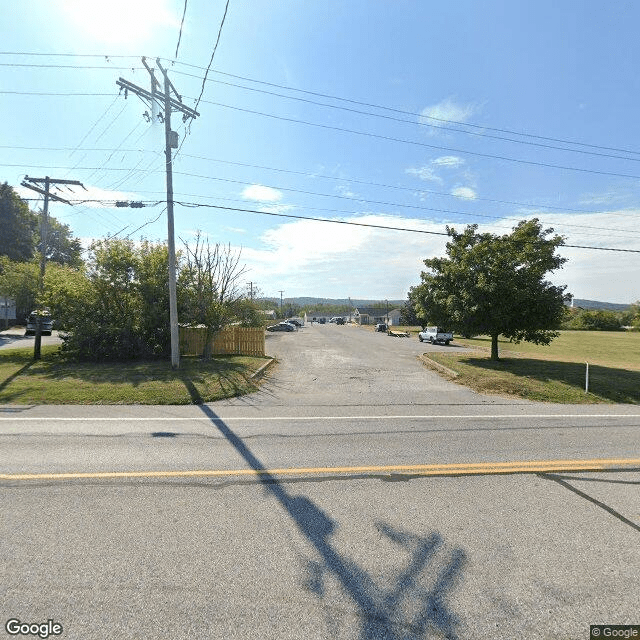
top-left (2, 0), bottom-right (640, 304)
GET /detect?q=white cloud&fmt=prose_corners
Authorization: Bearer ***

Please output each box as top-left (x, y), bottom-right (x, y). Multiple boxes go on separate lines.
top-left (238, 211), bottom-right (640, 303)
top-left (419, 98), bottom-right (477, 133)
top-left (432, 156), bottom-right (465, 168)
top-left (451, 187), bottom-right (477, 200)
top-left (242, 185), bottom-right (283, 202)
top-left (405, 166), bottom-right (444, 184)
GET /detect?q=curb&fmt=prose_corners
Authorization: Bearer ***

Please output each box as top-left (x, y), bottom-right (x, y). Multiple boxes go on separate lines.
top-left (418, 354), bottom-right (459, 379)
top-left (250, 357), bottom-right (276, 379)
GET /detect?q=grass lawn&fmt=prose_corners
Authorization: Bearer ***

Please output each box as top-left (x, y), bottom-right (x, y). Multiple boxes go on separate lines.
top-left (425, 331), bottom-right (640, 404)
top-left (0, 345), bottom-right (271, 405)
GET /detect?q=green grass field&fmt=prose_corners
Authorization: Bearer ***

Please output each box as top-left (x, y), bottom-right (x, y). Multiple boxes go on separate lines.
top-left (0, 345), bottom-right (271, 404)
top-left (426, 331), bottom-right (640, 404)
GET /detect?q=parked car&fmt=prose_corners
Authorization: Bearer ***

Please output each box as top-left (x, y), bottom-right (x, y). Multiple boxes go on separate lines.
top-left (266, 322), bottom-right (296, 332)
top-left (335, 317), bottom-right (345, 325)
top-left (418, 326), bottom-right (453, 345)
top-left (318, 318), bottom-right (326, 324)
top-left (25, 310), bottom-right (54, 336)
top-left (374, 323), bottom-right (388, 332)
top-left (286, 318), bottom-right (303, 327)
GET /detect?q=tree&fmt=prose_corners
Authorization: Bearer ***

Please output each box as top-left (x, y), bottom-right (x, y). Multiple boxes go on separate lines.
top-left (411, 219), bottom-right (570, 360)
top-left (565, 309), bottom-right (623, 331)
top-left (40, 217), bottom-right (83, 268)
top-left (180, 233), bottom-right (248, 358)
top-left (0, 257), bottom-right (39, 321)
top-left (0, 183), bottom-right (37, 262)
top-left (400, 291), bottom-right (422, 326)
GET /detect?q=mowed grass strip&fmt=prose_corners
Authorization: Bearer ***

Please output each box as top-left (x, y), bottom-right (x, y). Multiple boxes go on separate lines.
top-left (0, 346), bottom-right (270, 404)
top-left (426, 331), bottom-right (640, 404)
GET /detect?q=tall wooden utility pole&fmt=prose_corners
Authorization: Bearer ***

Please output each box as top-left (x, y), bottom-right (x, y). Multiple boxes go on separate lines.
top-left (117, 58), bottom-right (199, 369)
top-left (21, 175), bottom-right (84, 360)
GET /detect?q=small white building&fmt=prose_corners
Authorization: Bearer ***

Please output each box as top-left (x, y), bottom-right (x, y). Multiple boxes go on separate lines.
top-left (353, 307), bottom-right (402, 326)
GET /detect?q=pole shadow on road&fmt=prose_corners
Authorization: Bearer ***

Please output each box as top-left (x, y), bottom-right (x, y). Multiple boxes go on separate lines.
top-left (538, 472), bottom-right (640, 533)
top-left (197, 404), bottom-right (467, 639)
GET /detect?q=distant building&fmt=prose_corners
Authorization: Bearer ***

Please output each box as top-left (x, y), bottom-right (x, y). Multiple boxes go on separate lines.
top-left (0, 296), bottom-right (16, 327)
top-left (259, 310), bottom-right (277, 320)
top-left (353, 307), bottom-right (402, 326)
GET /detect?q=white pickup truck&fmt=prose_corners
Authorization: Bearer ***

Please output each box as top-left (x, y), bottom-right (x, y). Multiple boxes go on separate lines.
top-left (418, 326), bottom-right (453, 345)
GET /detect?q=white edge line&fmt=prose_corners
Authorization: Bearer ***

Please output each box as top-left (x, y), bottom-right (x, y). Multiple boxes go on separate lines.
top-left (1, 414), bottom-right (640, 421)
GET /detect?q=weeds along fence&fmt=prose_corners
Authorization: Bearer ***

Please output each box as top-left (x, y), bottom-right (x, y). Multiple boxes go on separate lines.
top-left (179, 326), bottom-right (265, 357)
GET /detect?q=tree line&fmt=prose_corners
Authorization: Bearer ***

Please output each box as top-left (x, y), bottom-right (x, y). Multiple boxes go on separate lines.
top-left (0, 184), bottom-right (262, 361)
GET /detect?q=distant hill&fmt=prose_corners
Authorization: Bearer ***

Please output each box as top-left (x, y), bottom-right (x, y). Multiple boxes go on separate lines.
top-left (570, 299), bottom-right (632, 311)
top-left (260, 296), bottom-right (634, 312)
top-left (260, 297), bottom-right (405, 308)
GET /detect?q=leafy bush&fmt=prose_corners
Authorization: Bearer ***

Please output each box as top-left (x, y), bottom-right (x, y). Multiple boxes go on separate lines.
top-left (564, 309), bottom-right (623, 331)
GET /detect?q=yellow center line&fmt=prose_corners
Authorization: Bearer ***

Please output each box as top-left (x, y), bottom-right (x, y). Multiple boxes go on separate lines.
top-left (2, 458), bottom-right (640, 481)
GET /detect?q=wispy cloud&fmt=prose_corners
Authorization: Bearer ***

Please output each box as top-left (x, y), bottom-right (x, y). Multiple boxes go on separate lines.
top-left (419, 98), bottom-right (477, 134)
top-left (242, 184), bottom-right (283, 202)
top-left (406, 156), bottom-right (465, 185)
top-left (405, 166), bottom-right (444, 184)
top-left (432, 156), bottom-right (465, 168)
top-left (451, 186), bottom-right (477, 200)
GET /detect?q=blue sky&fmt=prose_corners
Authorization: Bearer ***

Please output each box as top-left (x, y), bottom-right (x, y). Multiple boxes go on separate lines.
top-left (2, 0), bottom-right (640, 304)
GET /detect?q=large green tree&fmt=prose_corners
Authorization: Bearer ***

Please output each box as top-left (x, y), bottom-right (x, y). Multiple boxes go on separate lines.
top-left (411, 219), bottom-right (570, 360)
top-left (0, 182), bottom-right (37, 262)
top-left (40, 217), bottom-right (83, 268)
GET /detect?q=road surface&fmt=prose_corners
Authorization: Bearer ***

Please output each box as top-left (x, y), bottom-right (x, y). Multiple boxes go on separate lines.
top-left (1, 324), bottom-right (638, 639)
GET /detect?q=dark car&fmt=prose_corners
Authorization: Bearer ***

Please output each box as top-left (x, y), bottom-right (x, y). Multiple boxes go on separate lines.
top-left (25, 310), bottom-right (54, 336)
top-left (286, 318), bottom-right (303, 327)
top-left (335, 317), bottom-right (345, 325)
top-left (374, 323), bottom-right (388, 332)
top-left (266, 322), bottom-right (296, 332)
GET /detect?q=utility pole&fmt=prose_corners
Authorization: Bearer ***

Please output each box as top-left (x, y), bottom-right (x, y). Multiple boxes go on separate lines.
top-left (247, 282), bottom-right (254, 301)
top-left (117, 58), bottom-right (199, 369)
top-left (21, 175), bottom-right (84, 360)
top-left (278, 291), bottom-right (284, 317)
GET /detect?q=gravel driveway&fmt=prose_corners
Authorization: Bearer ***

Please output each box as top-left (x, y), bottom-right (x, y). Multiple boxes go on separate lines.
top-left (251, 323), bottom-right (508, 408)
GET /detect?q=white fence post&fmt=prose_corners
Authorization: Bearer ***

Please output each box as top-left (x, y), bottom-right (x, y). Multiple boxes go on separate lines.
top-left (585, 362), bottom-right (589, 393)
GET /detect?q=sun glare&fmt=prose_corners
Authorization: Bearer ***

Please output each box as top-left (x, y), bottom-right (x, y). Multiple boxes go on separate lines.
top-left (63, 0), bottom-right (179, 47)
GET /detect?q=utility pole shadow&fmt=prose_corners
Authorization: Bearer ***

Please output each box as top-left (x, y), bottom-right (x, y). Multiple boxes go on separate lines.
top-left (198, 404), bottom-right (467, 639)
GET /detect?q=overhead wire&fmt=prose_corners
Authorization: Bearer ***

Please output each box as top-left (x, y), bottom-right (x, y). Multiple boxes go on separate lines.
top-left (172, 201), bottom-right (640, 253)
top-left (2, 51), bottom-right (639, 157)
top-left (169, 72), bottom-right (640, 163)
top-left (195, 99), bottom-right (640, 181)
top-left (3, 143), bottom-right (639, 219)
top-left (175, 0), bottom-right (188, 59)
top-left (165, 60), bottom-right (640, 157)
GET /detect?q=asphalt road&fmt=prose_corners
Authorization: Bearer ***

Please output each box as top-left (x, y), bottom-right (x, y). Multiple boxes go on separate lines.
top-left (1, 323), bottom-right (639, 639)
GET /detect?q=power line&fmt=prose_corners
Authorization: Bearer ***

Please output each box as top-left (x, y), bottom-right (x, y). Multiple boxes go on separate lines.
top-left (192, 0), bottom-right (230, 116)
top-left (166, 61), bottom-right (640, 158)
top-left (7, 160), bottom-right (640, 235)
top-left (175, 0), bottom-right (188, 59)
top-left (171, 170), bottom-right (640, 236)
top-left (168, 72), bottom-right (640, 163)
top-left (197, 100), bottom-right (640, 181)
top-left (174, 202), bottom-right (640, 253)
top-left (3, 51), bottom-right (639, 158)
top-left (3, 143), bottom-right (638, 218)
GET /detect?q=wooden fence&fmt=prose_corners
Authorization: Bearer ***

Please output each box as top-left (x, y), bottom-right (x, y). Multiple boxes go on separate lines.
top-left (179, 326), bottom-right (265, 357)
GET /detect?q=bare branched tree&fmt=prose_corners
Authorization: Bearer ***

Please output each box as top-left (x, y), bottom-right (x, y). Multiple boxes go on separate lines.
top-left (180, 232), bottom-right (248, 358)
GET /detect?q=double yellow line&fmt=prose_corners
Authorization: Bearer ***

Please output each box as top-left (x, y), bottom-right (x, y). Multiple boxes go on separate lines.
top-left (2, 457), bottom-right (639, 482)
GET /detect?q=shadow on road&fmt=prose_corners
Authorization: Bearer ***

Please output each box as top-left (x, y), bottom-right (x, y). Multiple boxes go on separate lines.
top-left (198, 404), bottom-right (467, 639)
top-left (539, 471), bottom-right (640, 533)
